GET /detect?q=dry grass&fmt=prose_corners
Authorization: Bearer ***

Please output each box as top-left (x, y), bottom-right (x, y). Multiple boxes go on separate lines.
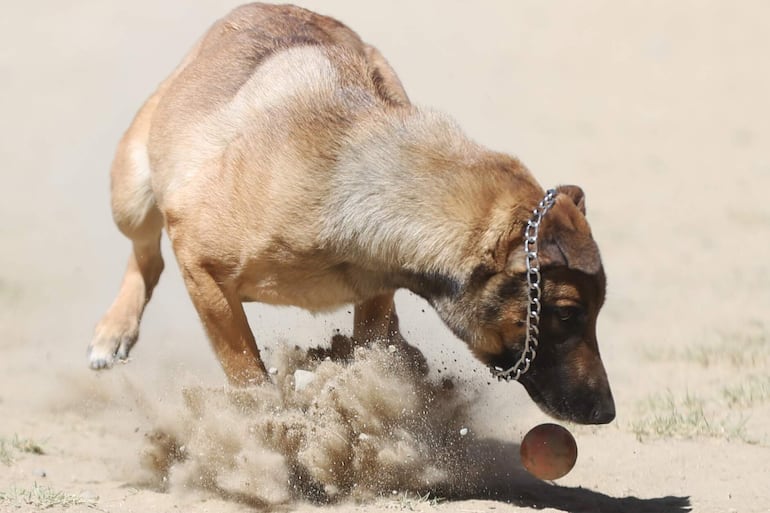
top-left (0, 483), bottom-right (98, 510)
top-left (630, 391), bottom-right (752, 443)
top-left (384, 491), bottom-right (444, 511)
top-left (0, 434), bottom-right (45, 466)
top-left (632, 322), bottom-right (768, 444)
top-left (11, 435), bottom-right (45, 455)
top-left (0, 440), bottom-right (12, 466)
top-left (642, 324), bottom-right (768, 369)
top-left (721, 375), bottom-right (770, 408)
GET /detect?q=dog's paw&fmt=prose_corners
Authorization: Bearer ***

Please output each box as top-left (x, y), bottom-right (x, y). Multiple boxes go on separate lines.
top-left (306, 334), bottom-right (355, 363)
top-left (87, 328), bottom-right (137, 370)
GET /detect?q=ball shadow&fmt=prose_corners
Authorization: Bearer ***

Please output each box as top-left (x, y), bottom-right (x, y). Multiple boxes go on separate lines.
top-left (450, 438), bottom-right (691, 513)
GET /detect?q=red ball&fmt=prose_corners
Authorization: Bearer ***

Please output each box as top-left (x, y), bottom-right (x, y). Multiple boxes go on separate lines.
top-left (520, 423), bottom-right (578, 480)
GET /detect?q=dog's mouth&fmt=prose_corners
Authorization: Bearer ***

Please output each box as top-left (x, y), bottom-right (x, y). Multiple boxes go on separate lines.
top-left (516, 371), bottom-right (572, 421)
top-left (488, 348), bottom-right (616, 425)
top-left (517, 369), bottom-right (616, 425)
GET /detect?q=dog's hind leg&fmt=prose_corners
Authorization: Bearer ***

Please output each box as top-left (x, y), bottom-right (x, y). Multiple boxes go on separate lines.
top-left (88, 109), bottom-right (165, 369)
top-left (353, 292), bottom-right (427, 374)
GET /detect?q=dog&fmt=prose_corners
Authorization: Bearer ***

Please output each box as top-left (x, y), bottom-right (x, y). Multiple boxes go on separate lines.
top-left (88, 3), bottom-right (615, 425)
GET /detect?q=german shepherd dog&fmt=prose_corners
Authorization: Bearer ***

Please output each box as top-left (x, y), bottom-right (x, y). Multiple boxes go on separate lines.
top-left (88, 3), bottom-right (615, 424)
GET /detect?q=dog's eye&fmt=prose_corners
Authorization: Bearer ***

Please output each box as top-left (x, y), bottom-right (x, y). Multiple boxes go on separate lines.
top-left (555, 306), bottom-right (574, 321)
top-left (553, 305), bottom-right (585, 325)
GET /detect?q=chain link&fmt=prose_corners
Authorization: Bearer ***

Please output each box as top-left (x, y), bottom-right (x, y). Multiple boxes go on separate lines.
top-left (493, 188), bottom-right (558, 382)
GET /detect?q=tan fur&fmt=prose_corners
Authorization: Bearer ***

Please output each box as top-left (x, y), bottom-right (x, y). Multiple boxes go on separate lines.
top-left (89, 3), bottom-right (614, 424)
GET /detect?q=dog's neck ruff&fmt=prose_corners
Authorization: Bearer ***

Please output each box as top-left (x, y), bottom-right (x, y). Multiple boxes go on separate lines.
top-left (492, 188), bottom-right (558, 382)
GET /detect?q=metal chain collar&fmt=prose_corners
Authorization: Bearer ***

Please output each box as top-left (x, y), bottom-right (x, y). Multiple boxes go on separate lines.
top-left (493, 188), bottom-right (558, 382)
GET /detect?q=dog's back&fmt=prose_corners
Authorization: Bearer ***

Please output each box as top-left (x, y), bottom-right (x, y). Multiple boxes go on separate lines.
top-left (146, 3), bottom-right (406, 211)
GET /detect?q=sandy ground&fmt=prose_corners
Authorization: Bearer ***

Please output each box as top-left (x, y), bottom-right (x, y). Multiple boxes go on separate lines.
top-left (1, 1), bottom-right (769, 512)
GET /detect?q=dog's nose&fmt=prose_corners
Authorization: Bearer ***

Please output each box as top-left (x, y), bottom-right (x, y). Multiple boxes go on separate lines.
top-left (591, 400), bottom-right (616, 424)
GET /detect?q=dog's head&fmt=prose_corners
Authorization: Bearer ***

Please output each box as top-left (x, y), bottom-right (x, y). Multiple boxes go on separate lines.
top-left (435, 185), bottom-right (615, 424)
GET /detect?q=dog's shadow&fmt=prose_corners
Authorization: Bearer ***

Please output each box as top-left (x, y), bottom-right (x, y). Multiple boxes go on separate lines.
top-left (450, 438), bottom-right (691, 513)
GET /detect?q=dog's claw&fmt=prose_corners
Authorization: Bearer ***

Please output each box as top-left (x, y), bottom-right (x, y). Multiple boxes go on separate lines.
top-left (87, 333), bottom-right (135, 370)
top-left (115, 344), bottom-right (130, 361)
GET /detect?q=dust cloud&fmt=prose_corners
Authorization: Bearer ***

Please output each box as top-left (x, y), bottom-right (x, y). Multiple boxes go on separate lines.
top-left (139, 344), bottom-right (485, 505)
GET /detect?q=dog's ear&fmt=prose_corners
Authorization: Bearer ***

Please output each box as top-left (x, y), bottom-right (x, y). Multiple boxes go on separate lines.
top-left (556, 184), bottom-right (586, 215)
top-left (507, 189), bottom-right (601, 275)
top-left (539, 190), bottom-right (601, 274)
top-left (538, 228), bottom-right (602, 275)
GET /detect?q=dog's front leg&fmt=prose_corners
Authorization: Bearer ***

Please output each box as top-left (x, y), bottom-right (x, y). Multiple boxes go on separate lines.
top-left (354, 292), bottom-right (427, 374)
top-left (89, 236), bottom-right (164, 368)
top-left (178, 261), bottom-right (267, 386)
